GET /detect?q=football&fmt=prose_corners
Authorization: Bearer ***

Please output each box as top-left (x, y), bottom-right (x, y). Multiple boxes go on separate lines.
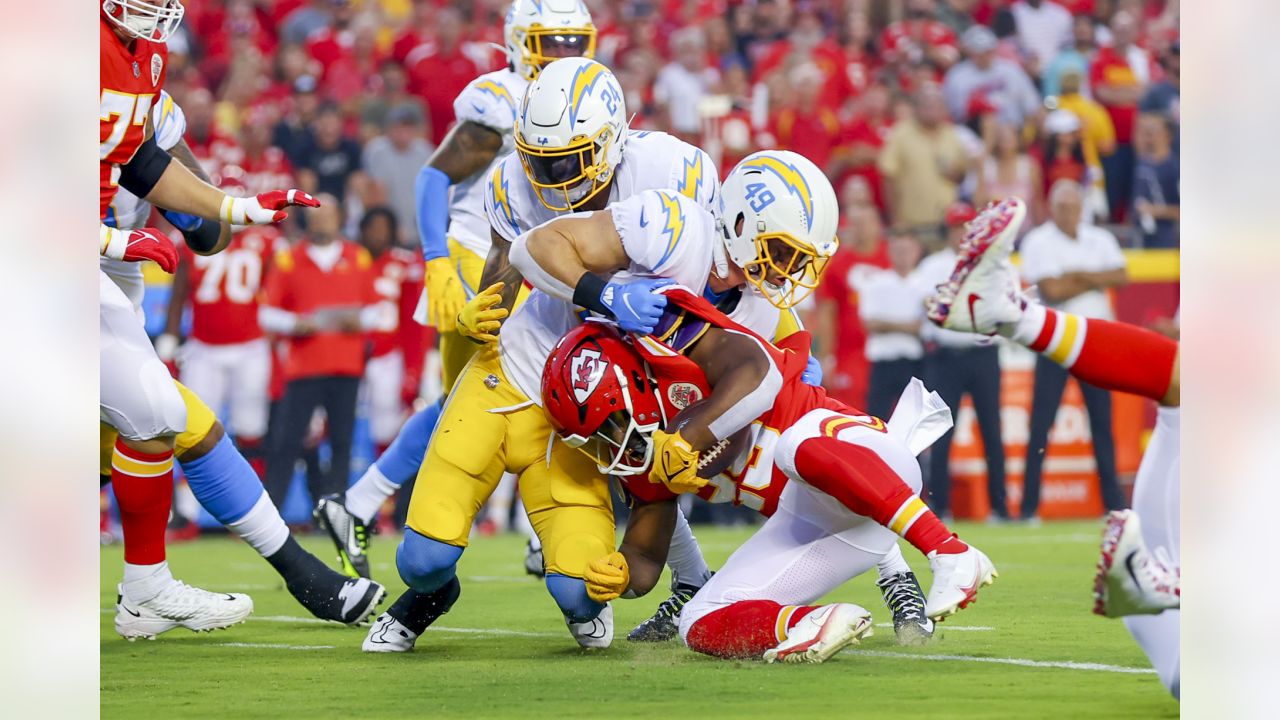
top-left (669, 399), bottom-right (753, 478)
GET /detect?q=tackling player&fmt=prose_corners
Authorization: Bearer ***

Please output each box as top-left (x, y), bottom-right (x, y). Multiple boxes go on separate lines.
top-left (926, 197), bottom-right (1180, 697)
top-left (314, 0), bottom-right (596, 581)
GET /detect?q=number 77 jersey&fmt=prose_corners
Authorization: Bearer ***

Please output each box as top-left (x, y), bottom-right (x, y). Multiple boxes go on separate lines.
top-left (100, 16), bottom-right (168, 220)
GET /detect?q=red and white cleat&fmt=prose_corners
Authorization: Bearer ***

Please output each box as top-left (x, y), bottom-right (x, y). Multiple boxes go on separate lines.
top-left (926, 197), bottom-right (1027, 335)
top-left (763, 603), bottom-right (873, 664)
top-left (1093, 510), bottom-right (1180, 618)
top-left (925, 546), bottom-right (998, 621)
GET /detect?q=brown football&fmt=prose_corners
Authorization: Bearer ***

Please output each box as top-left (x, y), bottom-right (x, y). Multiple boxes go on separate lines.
top-left (669, 399), bottom-right (753, 478)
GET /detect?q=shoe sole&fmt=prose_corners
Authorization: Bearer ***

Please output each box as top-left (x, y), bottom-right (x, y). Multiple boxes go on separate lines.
top-left (1093, 510), bottom-right (1130, 617)
top-left (116, 607), bottom-right (254, 641)
top-left (927, 198), bottom-right (1026, 328)
top-left (313, 503), bottom-right (370, 580)
top-left (764, 611), bottom-right (873, 664)
top-left (928, 555), bottom-right (999, 622)
top-left (893, 621), bottom-right (934, 647)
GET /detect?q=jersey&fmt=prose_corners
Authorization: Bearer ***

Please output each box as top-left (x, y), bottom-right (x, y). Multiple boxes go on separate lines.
top-left (446, 68), bottom-right (528, 257)
top-left (180, 226), bottom-right (281, 345)
top-left (368, 247), bottom-right (424, 358)
top-left (488, 130), bottom-right (723, 403)
top-left (100, 17), bottom-right (169, 220)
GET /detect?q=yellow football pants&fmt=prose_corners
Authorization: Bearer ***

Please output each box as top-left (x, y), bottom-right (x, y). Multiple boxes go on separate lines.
top-left (100, 380), bottom-right (218, 475)
top-left (406, 349), bottom-right (613, 578)
top-left (438, 239), bottom-right (529, 392)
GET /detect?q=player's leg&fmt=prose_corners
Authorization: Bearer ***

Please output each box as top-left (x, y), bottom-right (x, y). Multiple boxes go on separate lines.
top-left (264, 378), bottom-right (322, 508)
top-left (316, 376), bottom-right (360, 499)
top-left (627, 506), bottom-right (715, 642)
top-left (873, 542), bottom-right (934, 646)
top-left (967, 345), bottom-right (1010, 519)
top-left (1021, 355), bottom-right (1069, 520)
top-left (1079, 379), bottom-right (1126, 512)
top-left (225, 338), bottom-right (272, 476)
top-left (173, 382), bottom-right (385, 625)
top-left (923, 349), bottom-right (963, 517)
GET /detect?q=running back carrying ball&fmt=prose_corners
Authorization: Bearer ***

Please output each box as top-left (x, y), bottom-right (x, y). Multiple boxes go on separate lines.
top-left (669, 400), bottom-right (752, 478)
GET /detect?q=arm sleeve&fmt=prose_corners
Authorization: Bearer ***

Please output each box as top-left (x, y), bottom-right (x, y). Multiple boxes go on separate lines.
top-left (117, 134), bottom-right (173, 199)
top-left (415, 164), bottom-right (452, 261)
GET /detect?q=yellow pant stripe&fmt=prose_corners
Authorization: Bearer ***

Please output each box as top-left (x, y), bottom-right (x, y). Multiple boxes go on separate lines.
top-left (776, 605), bottom-right (799, 642)
top-left (1048, 312), bottom-right (1081, 366)
top-left (821, 416), bottom-right (855, 438)
top-left (111, 452), bottom-right (173, 478)
top-left (888, 497), bottom-right (927, 535)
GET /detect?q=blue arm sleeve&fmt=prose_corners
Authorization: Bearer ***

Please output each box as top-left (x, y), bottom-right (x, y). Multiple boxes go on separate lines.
top-left (415, 165), bottom-right (453, 261)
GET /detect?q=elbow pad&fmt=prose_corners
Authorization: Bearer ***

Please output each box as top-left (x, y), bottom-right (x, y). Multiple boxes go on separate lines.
top-left (167, 210), bottom-right (222, 254)
top-left (118, 134), bottom-right (173, 199)
top-left (415, 165), bottom-right (452, 261)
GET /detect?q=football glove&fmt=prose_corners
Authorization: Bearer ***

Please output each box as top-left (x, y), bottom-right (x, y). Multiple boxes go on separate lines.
top-left (801, 355), bottom-right (823, 386)
top-left (456, 281), bottom-right (509, 345)
top-left (650, 429), bottom-right (707, 494)
top-left (584, 551), bottom-right (630, 603)
top-left (600, 277), bottom-right (673, 334)
top-left (100, 225), bottom-right (179, 273)
top-left (424, 257), bottom-right (465, 332)
top-left (219, 189), bottom-right (320, 225)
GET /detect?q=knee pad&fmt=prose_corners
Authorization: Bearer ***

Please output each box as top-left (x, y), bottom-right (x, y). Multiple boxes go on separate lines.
top-left (544, 573), bottom-right (605, 624)
top-left (396, 528), bottom-right (463, 594)
top-left (543, 529), bottom-right (612, 579)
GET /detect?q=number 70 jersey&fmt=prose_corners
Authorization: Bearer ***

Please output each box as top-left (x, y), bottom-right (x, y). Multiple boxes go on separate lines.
top-left (178, 226), bottom-right (282, 346)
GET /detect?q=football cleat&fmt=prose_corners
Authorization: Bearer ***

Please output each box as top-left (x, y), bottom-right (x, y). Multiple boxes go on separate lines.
top-left (362, 612), bottom-right (418, 653)
top-left (876, 571), bottom-right (935, 646)
top-left (763, 603), bottom-right (873, 664)
top-left (925, 545), bottom-right (998, 621)
top-left (926, 197), bottom-right (1026, 335)
top-left (524, 539), bottom-right (545, 578)
top-left (115, 581), bottom-right (253, 640)
top-left (313, 494), bottom-right (371, 579)
top-left (567, 603), bottom-right (614, 649)
top-left (297, 576), bottom-right (385, 627)
top-left (1093, 510), bottom-right (1180, 618)
top-left (627, 581), bottom-right (701, 642)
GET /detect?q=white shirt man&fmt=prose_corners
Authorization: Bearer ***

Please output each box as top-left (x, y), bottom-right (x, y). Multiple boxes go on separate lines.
top-left (1019, 216), bottom-right (1126, 320)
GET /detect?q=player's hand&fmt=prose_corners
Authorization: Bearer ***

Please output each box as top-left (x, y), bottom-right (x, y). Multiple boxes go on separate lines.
top-left (102, 225), bottom-right (179, 273)
top-left (584, 551), bottom-right (630, 603)
top-left (600, 277), bottom-right (673, 334)
top-left (220, 189), bottom-right (320, 225)
top-left (424, 257), bottom-right (465, 332)
top-left (801, 355), bottom-right (823, 386)
top-left (457, 282), bottom-right (509, 345)
top-left (649, 429), bottom-right (707, 494)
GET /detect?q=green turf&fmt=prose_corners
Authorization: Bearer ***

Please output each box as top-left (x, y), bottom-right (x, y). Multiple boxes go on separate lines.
top-left (101, 521), bottom-right (1177, 719)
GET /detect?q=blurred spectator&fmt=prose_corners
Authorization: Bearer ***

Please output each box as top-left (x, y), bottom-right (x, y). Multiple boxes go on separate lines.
top-left (654, 26), bottom-right (719, 142)
top-left (1053, 70), bottom-right (1116, 162)
top-left (1140, 40), bottom-right (1179, 137)
top-left (405, 6), bottom-right (479, 145)
top-left (1042, 13), bottom-right (1097, 99)
top-left (1040, 109), bottom-right (1108, 223)
top-left (942, 25), bottom-right (1040, 128)
top-left (915, 203), bottom-right (1009, 521)
top-left (1009, 0), bottom-right (1073, 78)
top-left (1131, 113), bottom-right (1179, 248)
top-left (298, 103), bottom-right (365, 204)
top-left (237, 107), bottom-right (297, 195)
top-left (935, 0), bottom-right (978, 36)
top-left (1089, 10), bottom-right (1152, 221)
top-left (182, 87), bottom-right (240, 179)
top-left (880, 0), bottom-right (961, 78)
top-left (260, 197), bottom-right (389, 509)
top-left (832, 83), bottom-right (895, 215)
top-left (273, 75), bottom-right (323, 169)
top-left (814, 198), bottom-right (889, 409)
top-left (361, 102), bottom-right (434, 245)
top-left (975, 121), bottom-right (1045, 224)
top-left (281, 0), bottom-right (335, 46)
top-left (767, 63), bottom-right (842, 170)
top-left (859, 231), bottom-right (926, 420)
top-left (304, 0), bottom-right (357, 77)
top-left (878, 85), bottom-right (969, 227)
top-left (1018, 180), bottom-right (1129, 519)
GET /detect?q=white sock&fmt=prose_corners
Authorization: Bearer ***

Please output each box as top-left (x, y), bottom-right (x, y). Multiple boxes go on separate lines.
top-left (226, 492), bottom-right (290, 557)
top-left (527, 529), bottom-right (542, 552)
top-left (122, 561), bottom-right (173, 604)
top-left (344, 463), bottom-right (400, 523)
top-left (666, 508), bottom-right (713, 588)
top-left (876, 543), bottom-right (912, 578)
top-left (1005, 300), bottom-right (1047, 344)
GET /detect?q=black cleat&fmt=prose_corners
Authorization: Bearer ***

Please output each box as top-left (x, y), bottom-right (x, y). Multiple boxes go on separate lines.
top-left (313, 494), bottom-right (371, 579)
top-left (524, 539), bottom-right (545, 578)
top-left (626, 582), bottom-right (700, 642)
top-left (876, 571), bottom-right (935, 646)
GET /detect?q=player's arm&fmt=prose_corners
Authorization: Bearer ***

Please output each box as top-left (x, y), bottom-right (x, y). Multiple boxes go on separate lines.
top-left (680, 327), bottom-right (780, 451)
top-left (585, 499), bottom-right (677, 602)
top-left (479, 229), bottom-right (525, 311)
top-left (1037, 267), bottom-right (1128, 303)
top-left (161, 139), bottom-right (233, 255)
top-left (512, 211), bottom-right (629, 298)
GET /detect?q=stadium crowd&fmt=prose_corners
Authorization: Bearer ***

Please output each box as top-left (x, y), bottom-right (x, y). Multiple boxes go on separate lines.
top-left (130, 0), bottom-right (1180, 534)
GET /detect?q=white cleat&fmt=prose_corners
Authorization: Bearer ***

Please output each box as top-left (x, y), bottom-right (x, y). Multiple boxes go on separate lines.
top-left (926, 197), bottom-right (1027, 335)
top-left (362, 613), bottom-right (419, 652)
top-left (925, 546), bottom-right (998, 621)
top-left (763, 603), bottom-right (874, 664)
top-left (567, 603), bottom-right (613, 649)
top-left (1093, 510), bottom-right (1180, 618)
top-left (115, 581), bottom-right (253, 640)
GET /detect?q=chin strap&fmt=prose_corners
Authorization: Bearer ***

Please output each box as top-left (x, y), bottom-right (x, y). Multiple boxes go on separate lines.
top-left (711, 239), bottom-right (731, 280)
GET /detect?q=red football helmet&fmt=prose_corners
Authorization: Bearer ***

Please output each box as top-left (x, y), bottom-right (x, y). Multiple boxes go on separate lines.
top-left (542, 321), bottom-right (664, 476)
top-left (102, 0), bottom-right (186, 43)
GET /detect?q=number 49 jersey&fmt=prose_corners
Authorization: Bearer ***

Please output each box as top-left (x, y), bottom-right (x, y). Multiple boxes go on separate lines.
top-left (100, 17), bottom-right (168, 220)
top-left (179, 226), bottom-right (282, 345)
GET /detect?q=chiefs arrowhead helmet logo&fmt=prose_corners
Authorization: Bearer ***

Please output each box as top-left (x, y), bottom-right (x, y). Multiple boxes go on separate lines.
top-left (569, 346), bottom-right (607, 405)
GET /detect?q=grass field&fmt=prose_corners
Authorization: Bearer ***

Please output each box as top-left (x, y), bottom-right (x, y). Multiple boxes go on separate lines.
top-left (101, 520), bottom-right (1177, 719)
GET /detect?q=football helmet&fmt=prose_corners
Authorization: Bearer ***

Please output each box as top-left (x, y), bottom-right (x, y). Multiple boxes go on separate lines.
top-left (718, 150), bottom-right (839, 309)
top-left (515, 57), bottom-right (628, 211)
top-left (102, 0), bottom-right (185, 43)
top-left (542, 321), bottom-right (662, 475)
top-left (504, 0), bottom-right (597, 81)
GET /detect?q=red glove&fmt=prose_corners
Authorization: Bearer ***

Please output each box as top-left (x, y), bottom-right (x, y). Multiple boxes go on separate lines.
top-left (100, 225), bottom-right (179, 273)
top-left (220, 189), bottom-right (321, 225)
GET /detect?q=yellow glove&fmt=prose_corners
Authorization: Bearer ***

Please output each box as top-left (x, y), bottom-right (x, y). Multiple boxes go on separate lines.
top-left (456, 281), bottom-right (509, 345)
top-left (649, 429), bottom-right (708, 494)
top-left (424, 257), bottom-right (465, 332)
top-left (584, 551), bottom-right (630, 603)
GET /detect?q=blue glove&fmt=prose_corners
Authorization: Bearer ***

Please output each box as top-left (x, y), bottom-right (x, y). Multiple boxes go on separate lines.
top-left (801, 355), bottom-right (824, 386)
top-left (600, 278), bottom-right (674, 334)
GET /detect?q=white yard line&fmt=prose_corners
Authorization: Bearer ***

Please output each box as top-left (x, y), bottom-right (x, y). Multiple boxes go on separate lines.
top-left (875, 623), bottom-right (992, 631)
top-left (215, 642), bottom-right (335, 651)
top-left (845, 649), bottom-right (1155, 674)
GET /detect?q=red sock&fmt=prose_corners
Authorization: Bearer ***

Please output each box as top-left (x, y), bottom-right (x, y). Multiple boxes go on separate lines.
top-left (1025, 308), bottom-right (1177, 402)
top-left (792, 435), bottom-right (968, 556)
top-left (111, 439), bottom-right (175, 565)
top-left (685, 601), bottom-right (820, 659)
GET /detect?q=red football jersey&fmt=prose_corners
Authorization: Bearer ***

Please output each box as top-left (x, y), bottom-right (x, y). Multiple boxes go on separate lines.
top-left (180, 226), bottom-right (281, 345)
top-left (623, 288), bottom-right (860, 517)
top-left (367, 247), bottom-right (424, 358)
top-left (100, 17), bottom-right (169, 219)
top-left (239, 147), bottom-right (296, 196)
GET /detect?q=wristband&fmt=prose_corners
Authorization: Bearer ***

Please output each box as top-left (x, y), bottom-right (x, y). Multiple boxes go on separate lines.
top-left (572, 272), bottom-right (610, 315)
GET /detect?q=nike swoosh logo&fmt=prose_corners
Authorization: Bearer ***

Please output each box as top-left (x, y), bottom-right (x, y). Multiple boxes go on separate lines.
top-left (122, 604), bottom-right (141, 618)
top-left (224, 594), bottom-right (238, 602)
top-left (1123, 550), bottom-right (1144, 592)
top-left (639, 208), bottom-right (648, 227)
top-left (967, 293), bottom-right (982, 334)
top-left (339, 580), bottom-right (368, 617)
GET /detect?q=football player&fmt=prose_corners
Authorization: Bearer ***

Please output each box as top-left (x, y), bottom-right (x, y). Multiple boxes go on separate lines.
top-left (926, 197), bottom-right (1180, 697)
top-left (314, 0), bottom-right (596, 581)
top-left (507, 150), bottom-right (938, 644)
top-left (361, 57), bottom-right (723, 652)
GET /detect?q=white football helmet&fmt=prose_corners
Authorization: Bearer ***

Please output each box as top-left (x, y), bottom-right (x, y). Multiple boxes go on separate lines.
top-left (102, 0), bottom-right (185, 43)
top-left (504, 0), bottom-right (597, 82)
top-left (718, 150), bottom-right (839, 309)
top-left (515, 58), bottom-right (628, 212)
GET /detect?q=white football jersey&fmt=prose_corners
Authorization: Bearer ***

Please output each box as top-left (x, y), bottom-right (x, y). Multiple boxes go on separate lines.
top-left (446, 68), bottom-right (528, 259)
